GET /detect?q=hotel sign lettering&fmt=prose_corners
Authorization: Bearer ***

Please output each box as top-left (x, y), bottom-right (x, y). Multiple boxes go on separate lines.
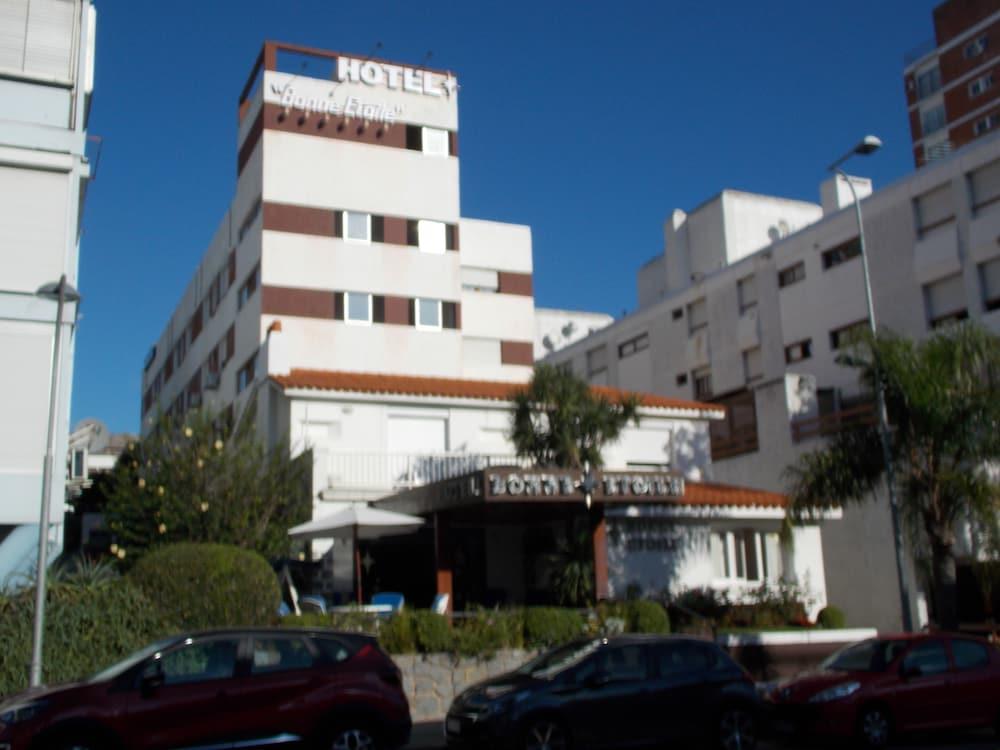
top-left (486, 471), bottom-right (684, 501)
top-left (337, 57), bottom-right (458, 99)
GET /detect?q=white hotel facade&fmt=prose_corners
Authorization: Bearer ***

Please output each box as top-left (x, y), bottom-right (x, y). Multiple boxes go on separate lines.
top-left (544, 132), bottom-right (1000, 631)
top-left (142, 43), bottom-right (829, 610)
top-left (0, 0), bottom-right (96, 586)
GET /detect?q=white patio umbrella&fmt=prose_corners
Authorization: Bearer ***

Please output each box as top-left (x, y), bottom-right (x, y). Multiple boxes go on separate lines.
top-left (288, 505), bottom-right (425, 604)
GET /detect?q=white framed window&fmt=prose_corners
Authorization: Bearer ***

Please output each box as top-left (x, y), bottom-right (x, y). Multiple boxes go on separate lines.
top-left (711, 530), bottom-right (783, 582)
top-left (964, 34), bottom-right (989, 59)
top-left (737, 275), bottom-right (757, 313)
top-left (915, 66), bottom-right (941, 99)
top-left (969, 73), bottom-right (994, 98)
top-left (974, 114), bottom-right (1000, 136)
top-left (693, 366), bottom-right (712, 399)
top-left (344, 211), bottom-right (371, 244)
top-left (345, 292), bottom-right (372, 324)
top-left (415, 298), bottom-right (442, 330)
top-left (417, 219), bottom-right (447, 254)
top-left (742, 347), bottom-right (763, 383)
top-left (687, 297), bottom-right (708, 334)
top-left (461, 267), bottom-right (499, 292)
top-left (921, 104), bottom-right (947, 136)
top-left (421, 127), bottom-right (449, 157)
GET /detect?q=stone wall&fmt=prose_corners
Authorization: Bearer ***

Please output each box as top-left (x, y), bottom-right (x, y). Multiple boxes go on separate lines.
top-left (394, 649), bottom-right (536, 721)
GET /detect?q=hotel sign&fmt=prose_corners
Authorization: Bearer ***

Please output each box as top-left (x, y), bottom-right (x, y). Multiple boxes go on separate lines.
top-left (336, 56), bottom-right (458, 98)
top-left (485, 470), bottom-right (684, 502)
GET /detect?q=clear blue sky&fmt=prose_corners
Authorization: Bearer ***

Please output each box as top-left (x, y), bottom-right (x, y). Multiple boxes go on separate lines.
top-left (73, 0), bottom-right (939, 434)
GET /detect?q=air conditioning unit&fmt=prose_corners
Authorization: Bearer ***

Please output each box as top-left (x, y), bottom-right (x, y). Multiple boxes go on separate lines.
top-left (204, 371), bottom-right (221, 390)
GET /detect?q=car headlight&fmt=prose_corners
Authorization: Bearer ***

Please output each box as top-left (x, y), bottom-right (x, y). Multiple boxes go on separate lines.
top-left (808, 682), bottom-right (861, 703)
top-left (0, 700), bottom-right (48, 724)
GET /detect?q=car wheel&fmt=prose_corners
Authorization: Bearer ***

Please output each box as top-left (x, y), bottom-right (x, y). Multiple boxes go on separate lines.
top-left (718, 705), bottom-right (757, 750)
top-left (327, 726), bottom-right (377, 750)
top-left (857, 705), bottom-right (892, 749)
top-left (522, 717), bottom-right (570, 750)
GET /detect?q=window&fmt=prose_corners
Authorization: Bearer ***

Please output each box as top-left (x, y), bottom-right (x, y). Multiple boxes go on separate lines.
top-left (461, 267), bottom-right (499, 292)
top-left (442, 301), bottom-right (459, 329)
top-left (313, 637), bottom-right (353, 664)
top-left (822, 238), bottom-right (861, 270)
top-left (345, 292), bottom-right (372, 324)
top-left (594, 645), bottom-right (648, 682)
top-left (655, 642), bottom-right (718, 676)
top-left (964, 34), bottom-right (989, 59)
top-left (951, 639), bottom-right (990, 670)
top-left (974, 113), bottom-right (1000, 136)
top-left (914, 183), bottom-right (954, 234)
top-left (189, 304), bottom-right (203, 344)
top-left (778, 262), bottom-right (805, 288)
top-left (71, 449), bottom-right (85, 479)
top-left (830, 320), bottom-right (868, 350)
top-left (692, 367), bottom-right (712, 399)
top-left (417, 219), bottom-right (447, 254)
top-left (223, 325), bottom-right (235, 368)
top-left (237, 198), bottom-right (262, 244)
top-left (344, 211), bottom-right (371, 243)
top-left (174, 333), bottom-right (187, 369)
top-left (901, 640), bottom-right (950, 677)
top-left (416, 297), bottom-right (442, 330)
top-left (151, 638), bottom-right (241, 685)
top-left (237, 264), bottom-right (260, 310)
top-left (969, 158), bottom-right (1000, 210)
top-left (916, 66), bottom-right (941, 99)
top-left (710, 530), bottom-right (783, 582)
top-left (586, 346), bottom-right (608, 378)
top-left (617, 332), bottom-right (649, 359)
top-left (921, 104), bottom-right (947, 136)
top-left (675, 373), bottom-right (688, 386)
top-left (687, 298), bottom-right (708, 334)
top-left (785, 339), bottom-right (812, 363)
top-left (969, 73), bottom-right (994, 98)
top-left (743, 347), bottom-right (763, 382)
top-left (421, 126), bottom-right (449, 156)
top-left (979, 257), bottom-right (1000, 311)
top-left (737, 275), bottom-right (757, 313)
top-left (924, 273), bottom-right (967, 328)
top-left (709, 388), bottom-right (758, 460)
top-left (671, 307), bottom-right (683, 321)
top-left (250, 637), bottom-right (315, 674)
top-left (237, 351), bottom-right (257, 394)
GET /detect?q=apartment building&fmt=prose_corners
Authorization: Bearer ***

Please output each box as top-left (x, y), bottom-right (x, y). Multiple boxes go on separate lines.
top-left (141, 42), bottom-right (830, 607)
top-left (0, 0), bottom-right (96, 585)
top-left (905, 0), bottom-right (1000, 166)
top-left (544, 132), bottom-right (1000, 630)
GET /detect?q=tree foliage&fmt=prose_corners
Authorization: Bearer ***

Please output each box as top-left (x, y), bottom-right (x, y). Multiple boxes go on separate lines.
top-left (784, 323), bottom-right (1000, 628)
top-left (546, 522), bottom-right (595, 607)
top-left (510, 364), bottom-right (640, 469)
top-left (103, 408), bottom-right (311, 566)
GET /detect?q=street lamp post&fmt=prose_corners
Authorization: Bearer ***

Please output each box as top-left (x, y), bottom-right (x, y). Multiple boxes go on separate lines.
top-left (30, 275), bottom-right (81, 687)
top-left (827, 136), bottom-right (913, 632)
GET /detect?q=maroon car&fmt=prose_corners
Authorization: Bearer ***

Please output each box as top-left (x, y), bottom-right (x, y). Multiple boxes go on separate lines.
top-left (765, 632), bottom-right (1000, 748)
top-left (0, 628), bottom-right (411, 750)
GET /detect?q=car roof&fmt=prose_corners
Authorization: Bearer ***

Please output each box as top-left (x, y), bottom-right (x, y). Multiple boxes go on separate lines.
top-left (600, 634), bottom-right (716, 646)
top-left (167, 627), bottom-right (376, 641)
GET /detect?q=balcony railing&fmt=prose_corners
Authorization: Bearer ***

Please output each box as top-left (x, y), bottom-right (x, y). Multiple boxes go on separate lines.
top-left (790, 402), bottom-right (877, 443)
top-left (710, 424), bottom-right (759, 461)
top-left (322, 452), bottom-right (530, 492)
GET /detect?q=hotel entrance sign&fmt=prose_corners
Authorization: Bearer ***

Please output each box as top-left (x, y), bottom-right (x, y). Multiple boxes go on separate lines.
top-left (485, 469), bottom-right (685, 502)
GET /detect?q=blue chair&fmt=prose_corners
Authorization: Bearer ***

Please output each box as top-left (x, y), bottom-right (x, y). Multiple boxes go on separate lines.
top-left (371, 592), bottom-right (405, 613)
top-left (430, 592), bottom-right (450, 615)
top-left (300, 595), bottom-right (328, 614)
top-left (277, 601), bottom-right (292, 617)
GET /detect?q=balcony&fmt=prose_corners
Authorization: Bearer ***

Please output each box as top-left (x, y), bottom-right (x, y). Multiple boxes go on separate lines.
top-left (320, 452), bottom-right (530, 495)
top-left (709, 389), bottom-right (759, 461)
top-left (791, 401), bottom-right (876, 443)
top-left (710, 424), bottom-right (760, 461)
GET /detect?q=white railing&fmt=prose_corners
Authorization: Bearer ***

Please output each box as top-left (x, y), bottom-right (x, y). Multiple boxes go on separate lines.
top-left (323, 452), bottom-right (529, 492)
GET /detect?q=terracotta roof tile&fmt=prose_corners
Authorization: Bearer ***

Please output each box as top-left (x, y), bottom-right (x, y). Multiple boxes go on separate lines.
top-left (680, 480), bottom-right (787, 508)
top-left (271, 369), bottom-right (724, 414)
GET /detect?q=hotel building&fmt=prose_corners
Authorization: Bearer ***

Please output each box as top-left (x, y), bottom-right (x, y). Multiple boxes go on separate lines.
top-left (140, 42), bottom-right (830, 611)
top-left (0, 0), bottom-right (96, 585)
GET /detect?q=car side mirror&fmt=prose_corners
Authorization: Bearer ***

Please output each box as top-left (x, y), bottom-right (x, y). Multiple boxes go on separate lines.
top-left (899, 663), bottom-right (922, 680)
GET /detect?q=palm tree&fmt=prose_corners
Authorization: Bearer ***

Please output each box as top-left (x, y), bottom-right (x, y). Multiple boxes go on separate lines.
top-left (546, 522), bottom-right (595, 606)
top-left (510, 364), bottom-right (640, 469)
top-left (784, 323), bottom-right (1000, 629)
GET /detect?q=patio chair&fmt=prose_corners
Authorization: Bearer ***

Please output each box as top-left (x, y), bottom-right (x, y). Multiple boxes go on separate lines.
top-left (299, 595), bottom-right (327, 614)
top-left (370, 592), bottom-right (404, 613)
top-left (431, 592), bottom-right (450, 615)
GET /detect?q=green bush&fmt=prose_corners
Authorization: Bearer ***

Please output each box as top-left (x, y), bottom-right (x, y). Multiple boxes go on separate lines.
top-left (624, 600), bottom-right (670, 634)
top-left (128, 543), bottom-right (279, 629)
top-left (817, 605), bottom-right (846, 629)
top-left (380, 611), bottom-right (417, 654)
top-left (279, 612), bottom-right (330, 628)
top-left (0, 580), bottom-right (174, 698)
top-left (454, 609), bottom-right (524, 657)
top-left (412, 610), bottom-right (453, 653)
top-left (523, 607), bottom-right (584, 648)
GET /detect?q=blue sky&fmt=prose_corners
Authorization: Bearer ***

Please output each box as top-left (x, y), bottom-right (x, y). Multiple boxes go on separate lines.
top-left (73, 0), bottom-right (938, 433)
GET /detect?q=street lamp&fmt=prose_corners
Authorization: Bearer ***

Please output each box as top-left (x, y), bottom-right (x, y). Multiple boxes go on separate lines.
top-left (30, 275), bottom-right (81, 687)
top-left (827, 136), bottom-right (914, 632)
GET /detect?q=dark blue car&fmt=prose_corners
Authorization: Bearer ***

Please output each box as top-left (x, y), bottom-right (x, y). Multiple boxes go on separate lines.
top-left (445, 634), bottom-right (761, 750)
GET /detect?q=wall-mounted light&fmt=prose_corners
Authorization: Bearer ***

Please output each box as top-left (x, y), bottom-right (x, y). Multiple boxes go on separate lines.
top-left (278, 106), bottom-right (290, 122)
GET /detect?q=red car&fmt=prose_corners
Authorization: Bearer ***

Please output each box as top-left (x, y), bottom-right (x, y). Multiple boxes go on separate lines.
top-left (0, 628), bottom-right (411, 750)
top-left (765, 632), bottom-right (1000, 748)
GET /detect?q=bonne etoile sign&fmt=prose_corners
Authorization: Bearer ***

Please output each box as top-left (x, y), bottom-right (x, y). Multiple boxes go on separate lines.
top-left (485, 470), bottom-right (685, 502)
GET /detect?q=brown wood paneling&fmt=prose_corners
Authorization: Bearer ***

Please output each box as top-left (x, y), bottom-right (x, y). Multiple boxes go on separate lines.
top-left (263, 202), bottom-right (337, 237)
top-left (261, 285), bottom-right (336, 319)
top-left (497, 272), bottom-right (533, 297)
top-left (384, 295), bottom-right (411, 325)
top-left (383, 216), bottom-right (409, 246)
top-left (500, 340), bottom-right (533, 366)
top-left (238, 110), bottom-right (264, 176)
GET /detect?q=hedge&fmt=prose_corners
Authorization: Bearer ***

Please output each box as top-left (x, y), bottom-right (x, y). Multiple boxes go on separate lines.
top-left (816, 605), bottom-right (846, 629)
top-left (0, 580), bottom-right (174, 698)
top-left (129, 543), bottom-right (280, 630)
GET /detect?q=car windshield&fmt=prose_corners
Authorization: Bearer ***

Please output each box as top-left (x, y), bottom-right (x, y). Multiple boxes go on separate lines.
top-left (515, 639), bottom-right (601, 679)
top-left (87, 637), bottom-right (179, 683)
top-left (821, 639), bottom-right (907, 673)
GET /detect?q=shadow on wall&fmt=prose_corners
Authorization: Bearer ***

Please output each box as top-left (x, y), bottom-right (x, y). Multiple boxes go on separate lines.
top-left (606, 520), bottom-right (705, 599)
top-left (671, 424), bottom-right (711, 480)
